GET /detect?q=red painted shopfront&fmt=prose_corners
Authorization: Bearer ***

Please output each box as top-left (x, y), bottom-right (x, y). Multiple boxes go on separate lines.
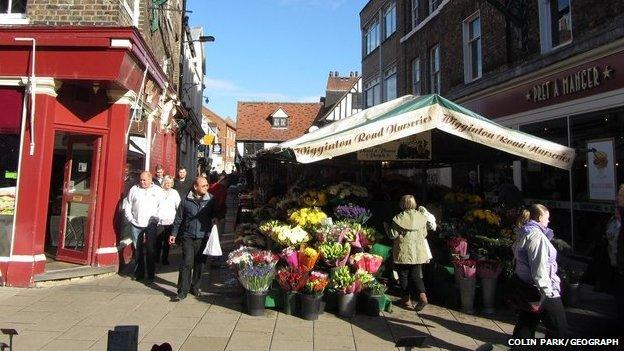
top-left (0, 27), bottom-right (176, 287)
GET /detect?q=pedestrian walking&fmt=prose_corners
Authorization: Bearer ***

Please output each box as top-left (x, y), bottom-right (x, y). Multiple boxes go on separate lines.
top-left (153, 164), bottom-right (165, 186)
top-left (174, 167), bottom-right (192, 200)
top-left (123, 171), bottom-right (164, 281)
top-left (384, 195), bottom-right (429, 312)
top-left (511, 204), bottom-right (568, 338)
top-left (169, 176), bottom-right (216, 300)
top-left (154, 175), bottom-right (181, 266)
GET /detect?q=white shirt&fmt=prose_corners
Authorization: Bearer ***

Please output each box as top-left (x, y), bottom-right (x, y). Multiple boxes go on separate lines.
top-left (158, 188), bottom-right (181, 226)
top-left (123, 184), bottom-right (164, 228)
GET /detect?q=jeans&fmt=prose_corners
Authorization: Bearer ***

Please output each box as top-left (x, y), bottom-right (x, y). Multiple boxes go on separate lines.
top-left (512, 296), bottom-right (568, 338)
top-left (395, 263), bottom-right (426, 300)
top-left (178, 236), bottom-right (208, 295)
top-left (131, 222), bottom-right (157, 279)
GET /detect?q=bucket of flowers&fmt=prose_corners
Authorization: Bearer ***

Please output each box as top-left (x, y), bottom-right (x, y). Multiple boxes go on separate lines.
top-left (299, 271), bottom-right (329, 320)
top-left (330, 266), bottom-right (374, 318)
top-left (453, 258), bottom-right (477, 314)
top-left (227, 247), bottom-right (279, 316)
top-left (276, 266), bottom-right (308, 315)
top-left (363, 280), bottom-right (388, 316)
top-left (477, 259), bottom-right (502, 314)
top-left (348, 253), bottom-right (383, 275)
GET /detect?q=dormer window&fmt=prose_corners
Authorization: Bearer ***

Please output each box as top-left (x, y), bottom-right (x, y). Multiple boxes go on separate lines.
top-left (271, 108), bottom-right (289, 128)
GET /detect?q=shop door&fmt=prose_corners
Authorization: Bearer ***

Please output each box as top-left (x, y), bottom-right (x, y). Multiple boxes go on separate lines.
top-left (56, 134), bottom-right (102, 264)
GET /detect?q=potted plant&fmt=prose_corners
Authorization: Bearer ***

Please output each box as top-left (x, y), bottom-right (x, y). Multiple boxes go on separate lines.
top-left (227, 247), bottom-right (279, 316)
top-left (454, 258), bottom-right (477, 314)
top-left (299, 271), bottom-right (329, 320)
top-left (477, 259), bottom-right (502, 314)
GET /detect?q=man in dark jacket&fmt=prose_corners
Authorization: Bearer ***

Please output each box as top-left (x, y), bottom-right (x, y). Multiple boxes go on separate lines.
top-left (169, 176), bottom-right (216, 300)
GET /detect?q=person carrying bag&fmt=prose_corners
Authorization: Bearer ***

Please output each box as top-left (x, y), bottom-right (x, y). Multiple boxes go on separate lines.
top-left (203, 224), bottom-right (222, 257)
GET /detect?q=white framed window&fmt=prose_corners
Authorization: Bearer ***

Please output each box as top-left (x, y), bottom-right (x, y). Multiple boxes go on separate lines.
top-left (430, 44), bottom-right (441, 94)
top-left (538, 0), bottom-right (572, 53)
top-left (0, 0), bottom-right (28, 24)
top-left (429, 0), bottom-right (440, 14)
top-left (122, 0), bottom-right (140, 27)
top-left (462, 11), bottom-right (482, 82)
top-left (364, 77), bottom-right (381, 108)
top-left (272, 117), bottom-right (288, 128)
top-left (383, 3), bottom-right (396, 39)
top-left (411, 58), bottom-right (421, 96)
top-left (411, 0), bottom-right (420, 29)
top-left (364, 19), bottom-right (380, 56)
top-left (383, 66), bottom-right (397, 102)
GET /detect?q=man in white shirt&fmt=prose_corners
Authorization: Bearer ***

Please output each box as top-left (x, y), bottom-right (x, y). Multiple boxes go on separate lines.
top-left (124, 171), bottom-right (164, 281)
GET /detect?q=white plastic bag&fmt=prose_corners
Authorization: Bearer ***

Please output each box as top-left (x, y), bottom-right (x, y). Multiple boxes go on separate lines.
top-left (203, 224), bottom-right (222, 256)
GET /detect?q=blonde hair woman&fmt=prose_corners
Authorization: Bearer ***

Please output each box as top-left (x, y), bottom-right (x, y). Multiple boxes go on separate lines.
top-left (385, 195), bottom-right (429, 311)
top-left (155, 175), bottom-right (181, 265)
top-left (512, 204), bottom-right (567, 338)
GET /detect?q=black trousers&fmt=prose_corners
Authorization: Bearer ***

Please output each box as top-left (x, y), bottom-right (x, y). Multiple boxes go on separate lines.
top-left (396, 263), bottom-right (426, 299)
top-left (154, 225), bottom-right (172, 263)
top-left (178, 236), bottom-right (207, 294)
top-left (134, 222), bottom-right (157, 279)
top-left (512, 296), bottom-right (568, 338)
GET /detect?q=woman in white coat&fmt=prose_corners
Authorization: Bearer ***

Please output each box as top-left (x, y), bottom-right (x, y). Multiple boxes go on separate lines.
top-left (155, 175), bottom-right (181, 265)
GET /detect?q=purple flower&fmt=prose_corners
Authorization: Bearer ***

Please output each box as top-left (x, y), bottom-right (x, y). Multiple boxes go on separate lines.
top-left (334, 205), bottom-right (371, 224)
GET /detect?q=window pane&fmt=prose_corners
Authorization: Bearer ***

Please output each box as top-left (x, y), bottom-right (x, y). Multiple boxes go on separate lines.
top-left (550, 0), bottom-right (571, 46)
top-left (471, 38), bottom-right (481, 79)
top-left (412, 0), bottom-right (419, 28)
top-left (0, 0), bottom-right (8, 13)
top-left (412, 58), bottom-right (421, 95)
top-left (12, 0), bottom-right (26, 13)
top-left (384, 72), bottom-right (397, 101)
top-left (385, 4), bottom-right (396, 38)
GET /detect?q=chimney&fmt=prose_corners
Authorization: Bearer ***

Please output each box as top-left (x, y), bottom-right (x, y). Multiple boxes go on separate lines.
top-left (329, 71), bottom-right (333, 77)
top-left (355, 71), bottom-right (359, 76)
top-left (334, 71), bottom-right (338, 77)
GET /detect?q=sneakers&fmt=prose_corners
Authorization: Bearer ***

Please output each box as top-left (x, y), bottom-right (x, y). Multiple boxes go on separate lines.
top-left (190, 287), bottom-right (202, 297)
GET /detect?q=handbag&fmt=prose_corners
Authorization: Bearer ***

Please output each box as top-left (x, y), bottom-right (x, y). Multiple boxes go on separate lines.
top-left (507, 274), bottom-right (542, 313)
top-left (202, 224), bottom-right (222, 256)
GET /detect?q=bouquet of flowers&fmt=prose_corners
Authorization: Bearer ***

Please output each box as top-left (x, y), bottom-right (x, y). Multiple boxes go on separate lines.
top-left (334, 204), bottom-right (372, 224)
top-left (464, 209), bottom-right (501, 227)
top-left (280, 247), bottom-right (299, 267)
top-left (303, 271), bottom-right (329, 295)
top-left (228, 247), bottom-right (280, 292)
top-left (318, 242), bottom-right (351, 267)
top-left (314, 221), bottom-right (352, 243)
top-left (276, 266), bottom-right (308, 292)
top-left (365, 281), bottom-right (387, 296)
top-left (297, 246), bottom-right (319, 272)
top-left (327, 182), bottom-right (368, 200)
top-left (477, 259), bottom-right (502, 279)
top-left (348, 253), bottom-right (383, 274)
top-left (448, 236), bottom-right (468, 257)
top-left (453, 258), bottom-right (477, 280)
top-left (289, 207), bottom-right (328, 229)
top-left (348, 222), bottom-right (379, 249)
top-left (259, 220), bottom-right (311, 247)
top-left (331, 266), bottom-right (374, 294)
top-left (299, 190), bottom-right (328, 207)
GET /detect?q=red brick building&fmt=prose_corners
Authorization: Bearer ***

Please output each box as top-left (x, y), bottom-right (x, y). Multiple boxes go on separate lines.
top-left (0, 1), bottom-right (192, 286)
top-left (360, 0), bottom-right (624, 253)
top-left (202, 106), bottom-right (237, 173)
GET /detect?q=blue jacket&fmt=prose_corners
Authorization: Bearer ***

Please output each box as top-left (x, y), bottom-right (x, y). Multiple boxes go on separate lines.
top-left (171, 192), bottom-right (214, 239)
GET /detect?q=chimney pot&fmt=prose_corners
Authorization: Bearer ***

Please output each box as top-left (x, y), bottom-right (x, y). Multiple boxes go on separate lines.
top-left (334, 71), bottom-right (338, 77)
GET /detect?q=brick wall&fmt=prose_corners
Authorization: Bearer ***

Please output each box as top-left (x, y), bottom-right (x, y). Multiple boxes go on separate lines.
top-left (26, 0), bottom-right (182, 90)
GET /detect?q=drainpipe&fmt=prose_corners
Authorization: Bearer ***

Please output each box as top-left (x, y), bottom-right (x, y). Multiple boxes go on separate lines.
top-left (14, 38), bottom-right (36, 156)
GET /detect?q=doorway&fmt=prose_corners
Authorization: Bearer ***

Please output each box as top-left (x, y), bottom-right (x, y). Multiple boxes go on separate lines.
top-left (45, 131), bottom-right (102, 265)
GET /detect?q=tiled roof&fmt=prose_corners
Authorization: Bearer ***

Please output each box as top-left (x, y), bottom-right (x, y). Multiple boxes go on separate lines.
top-left (326, 75), bottom-right (359, 91)
top-left (236, 102), bottom-right (323, 142)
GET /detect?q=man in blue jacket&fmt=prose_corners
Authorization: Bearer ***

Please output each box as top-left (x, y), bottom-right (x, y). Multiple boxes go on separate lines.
top-left (169, 176), bottom-right (216, 300)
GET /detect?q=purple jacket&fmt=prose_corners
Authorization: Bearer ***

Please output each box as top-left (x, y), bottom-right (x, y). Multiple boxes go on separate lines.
top-left (513, 220), bottom-right (561, 298)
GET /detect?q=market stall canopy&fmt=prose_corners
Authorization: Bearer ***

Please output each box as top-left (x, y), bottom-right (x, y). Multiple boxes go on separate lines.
top-left (268, 94), bottom-right (576, 170)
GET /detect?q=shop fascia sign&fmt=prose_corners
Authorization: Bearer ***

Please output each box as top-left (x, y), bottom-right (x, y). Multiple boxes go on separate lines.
top-left (526, 64), bottom-right (614, 102)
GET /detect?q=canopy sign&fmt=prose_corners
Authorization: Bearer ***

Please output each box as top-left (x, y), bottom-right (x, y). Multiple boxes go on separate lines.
top-left (277, 95), bottom-right (575, 170)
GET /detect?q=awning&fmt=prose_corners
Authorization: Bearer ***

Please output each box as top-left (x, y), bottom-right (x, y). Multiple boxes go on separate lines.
top-left (273, 94), bottom-right (576, 170)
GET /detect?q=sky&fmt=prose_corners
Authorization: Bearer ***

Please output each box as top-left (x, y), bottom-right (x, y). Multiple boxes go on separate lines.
top-left (187, 0), bottom-right (368, 120)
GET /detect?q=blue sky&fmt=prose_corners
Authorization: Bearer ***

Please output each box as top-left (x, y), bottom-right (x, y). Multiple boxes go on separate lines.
top-left (187, 0), bottom-right (368, 120)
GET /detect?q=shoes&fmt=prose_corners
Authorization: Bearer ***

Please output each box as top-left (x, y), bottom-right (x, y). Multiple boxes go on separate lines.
top-left (147, 276), bottom-right (155, 283)
top-left (133, 275), bottom-right (145, 281)
top-left (190, 287), bottom-right (202, 297)
top-left (414, 301), bottom-right (428, 312)
top-left (176, 293), bottom-right (187, 301)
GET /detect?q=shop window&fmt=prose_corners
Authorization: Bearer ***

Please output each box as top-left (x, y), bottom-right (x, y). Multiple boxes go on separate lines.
top-left (429, 44), bottom-right (441, 94)
top-left (538, 0), bottom-right (572, 53)
top-left (243, 142), bottom-right (264, 156)
top-left (411, 57), bottom-right (421, 96)
top-left (363, 19), bottom-right (380, 56)
top-left (0, 88), bottom-right (23, 256)
top-left (463, 12), bottom-right (482, 82)
top-left (383, 3), bottom-right (396, 39)
top-left (383, 66), bottom-right (397, 102)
